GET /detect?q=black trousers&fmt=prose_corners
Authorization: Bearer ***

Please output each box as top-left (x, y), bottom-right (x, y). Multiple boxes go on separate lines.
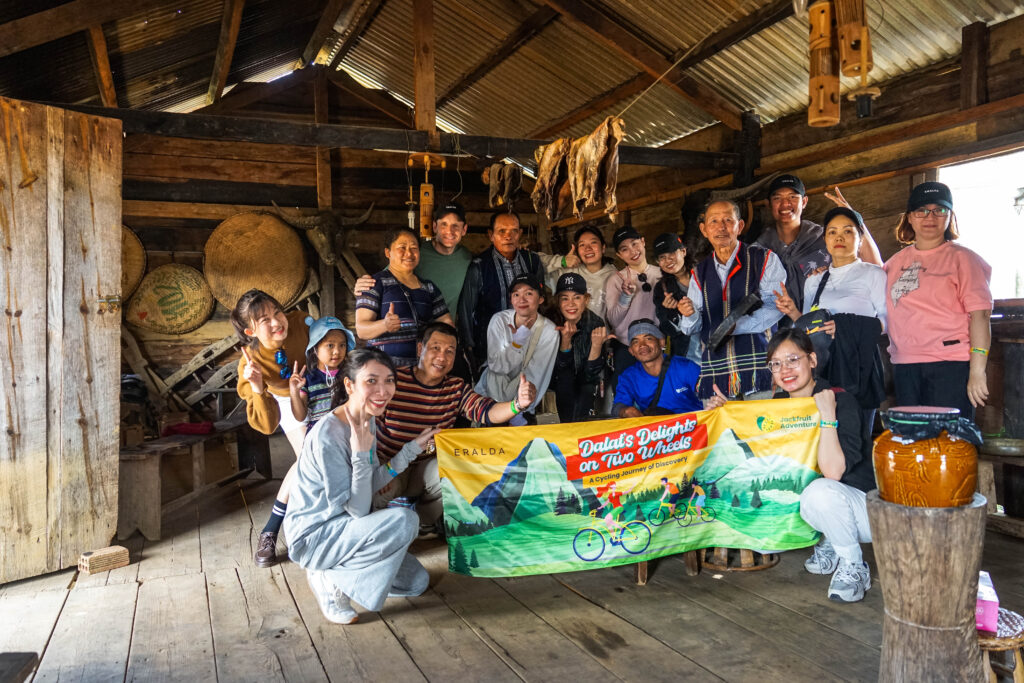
top-left (892, 361), bottom-right (974, 421)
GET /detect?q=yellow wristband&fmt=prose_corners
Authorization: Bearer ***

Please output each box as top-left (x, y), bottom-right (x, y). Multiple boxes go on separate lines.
top-left (971, 347), bottom-right (989, 356)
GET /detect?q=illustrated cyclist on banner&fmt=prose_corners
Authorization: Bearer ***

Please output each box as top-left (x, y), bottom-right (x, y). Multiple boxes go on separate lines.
top-left (595, 479), bottom-right (638, 544)
top-left (689, 481), bottom-right (707, 517)
top-left (659, 477), bottom-right (682, 514)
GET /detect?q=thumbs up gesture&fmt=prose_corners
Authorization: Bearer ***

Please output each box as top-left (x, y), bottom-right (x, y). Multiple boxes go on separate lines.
top-left (383, 302), bottom-right (401, 332)
top-left (564, 244), bottom-right (580, 268)
top-left (516, 373), bottom-right (536, 411)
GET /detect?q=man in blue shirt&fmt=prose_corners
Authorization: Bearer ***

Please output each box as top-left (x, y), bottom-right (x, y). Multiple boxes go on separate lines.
top-left (612, 319), bottom-right (701, 417)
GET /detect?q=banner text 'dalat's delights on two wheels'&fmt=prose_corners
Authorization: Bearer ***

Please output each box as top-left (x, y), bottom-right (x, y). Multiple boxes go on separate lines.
top-left (435, 399), bottom-right (824, 577)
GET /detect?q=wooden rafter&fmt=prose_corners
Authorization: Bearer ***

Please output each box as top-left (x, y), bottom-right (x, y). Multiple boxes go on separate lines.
top-left (193, 67), bottom-right (319, 114)
top-left (542, 0), bottom-right (745, 130)
top-left (437, 6), bottom-right (559, 109)
top-left (86, 25), bottom-right (118, 108)
top-left (328, 0), bottom-right (386, 69)
top-left (298, 0), bottom-right (351, 67)
top-left (412, 0), bottom-right (436, 132)
top-left (0, 0), bottom-right (166, 59)
top-left (326, 69), bottom-right (413, 128)
top-left (206, 0), bottom-right (247, 105)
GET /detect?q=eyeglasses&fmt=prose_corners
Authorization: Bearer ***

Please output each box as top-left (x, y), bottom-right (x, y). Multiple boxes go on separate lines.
top-left (910, 207), bottom-right (950, 218)
top-left (275, 349), bottom-right (292, 379)
top-left (767, 354), bottom-right (807, 373)
top-left (637, 273), bottom-right (652, 293)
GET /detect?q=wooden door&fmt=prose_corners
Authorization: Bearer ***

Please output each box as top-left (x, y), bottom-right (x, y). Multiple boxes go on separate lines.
top-left (0, 97), bottom-right (122, 583)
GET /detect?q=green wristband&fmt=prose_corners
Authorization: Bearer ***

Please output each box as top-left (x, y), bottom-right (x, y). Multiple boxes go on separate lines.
top-left (820, 419), bottom-right (838, 429)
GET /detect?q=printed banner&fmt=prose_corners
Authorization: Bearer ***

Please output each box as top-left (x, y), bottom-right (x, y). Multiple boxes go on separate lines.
top-left (436, 399), bottom-right (823, 577)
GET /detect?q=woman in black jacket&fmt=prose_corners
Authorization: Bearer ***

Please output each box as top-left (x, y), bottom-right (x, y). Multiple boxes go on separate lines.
top-left (550, 273), bottom-right (611, 422)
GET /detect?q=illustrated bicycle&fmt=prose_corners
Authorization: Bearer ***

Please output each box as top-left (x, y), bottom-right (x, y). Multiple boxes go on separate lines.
top-left (679, 502), bottom-right (716, 527)
top-left (572, 510), bottom-right (652, 562)
top-left (650, 501), bottom-right (684, 527)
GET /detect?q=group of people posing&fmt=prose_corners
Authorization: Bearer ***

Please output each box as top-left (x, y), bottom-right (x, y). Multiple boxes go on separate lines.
top-left (232, 174), bottom-right (992, 622)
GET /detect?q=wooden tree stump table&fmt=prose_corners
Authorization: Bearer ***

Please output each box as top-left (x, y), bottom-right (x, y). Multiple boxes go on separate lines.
top-left (867, 491), bottom-right (987, 682)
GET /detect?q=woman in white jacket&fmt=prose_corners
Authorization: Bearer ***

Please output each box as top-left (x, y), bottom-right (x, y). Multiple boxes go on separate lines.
top-left (475, 274), bottom-right (559, 424)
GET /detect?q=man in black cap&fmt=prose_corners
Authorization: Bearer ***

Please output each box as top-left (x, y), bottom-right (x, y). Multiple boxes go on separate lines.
top-left (604, 225), bottom-right (662, 384)
top-left (758, 174), bottom-right (881, 311)
top-left (459, 211), bottom-right (546, 376)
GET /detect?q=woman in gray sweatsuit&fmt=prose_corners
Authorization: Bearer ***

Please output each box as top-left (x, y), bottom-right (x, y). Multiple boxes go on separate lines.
top-left (285, 348), bottom-right (440, 624)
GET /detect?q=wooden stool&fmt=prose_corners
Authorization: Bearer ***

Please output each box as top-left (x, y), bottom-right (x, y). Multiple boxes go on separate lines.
top-left (979, 608), bottom-right (1024, 683)
top-left (700, 547), bottom-right (779, 572)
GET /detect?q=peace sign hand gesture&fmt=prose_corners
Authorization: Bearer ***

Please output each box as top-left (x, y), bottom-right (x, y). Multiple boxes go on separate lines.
top-left (773, 281), bottom-right (799, 320)
top-left (241, 347), bottom-right (264, 395)
top-left (619, 269), bottom-right (637, 297)
top-left (288, 361), bottom-right (307, 394)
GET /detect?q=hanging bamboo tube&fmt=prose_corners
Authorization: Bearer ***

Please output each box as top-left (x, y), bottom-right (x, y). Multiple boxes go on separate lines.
top-left (835, 0), bottom-right (873, 77)
top-left (808, 0), bottom-right (841, 127)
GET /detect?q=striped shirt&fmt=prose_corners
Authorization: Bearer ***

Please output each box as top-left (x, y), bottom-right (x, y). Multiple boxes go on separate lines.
top-left (376, 365), bottom-right (496, 459)
top-left (302, 367), bottom-right (337, 432)
top-left (355, 269), bottom-right (449, 366)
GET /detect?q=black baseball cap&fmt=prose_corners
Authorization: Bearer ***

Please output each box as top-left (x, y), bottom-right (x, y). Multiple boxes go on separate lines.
top-left (509, 273), bottom-right (541, 297)
top-left (653, 232), bottom-right (684, 257)
top-left (907, 181), bottom-right (953, 213)
top-left (434, 201), bottom-right (466, 223)
top-left (556, 273), bottom-right (587, 295)
top-left (613, 226), bottom-right (643, 250)
top-left (768, 174), bottom-right (806, 197)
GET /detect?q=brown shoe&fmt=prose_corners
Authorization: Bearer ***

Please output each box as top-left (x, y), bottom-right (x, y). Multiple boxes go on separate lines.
top-left (254, 531), bottom-right (278, 568)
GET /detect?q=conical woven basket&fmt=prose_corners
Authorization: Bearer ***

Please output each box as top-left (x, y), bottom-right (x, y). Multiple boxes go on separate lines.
top-left (121, 225), bottom-right (146, 298)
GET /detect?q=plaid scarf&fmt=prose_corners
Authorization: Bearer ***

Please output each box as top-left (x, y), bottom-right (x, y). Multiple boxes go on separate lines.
top-left (491, 248), bottom-right (531, 306)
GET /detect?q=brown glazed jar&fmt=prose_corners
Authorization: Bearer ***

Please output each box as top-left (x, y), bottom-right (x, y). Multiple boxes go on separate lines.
top-left (873, 407), bottom-right (980, 508)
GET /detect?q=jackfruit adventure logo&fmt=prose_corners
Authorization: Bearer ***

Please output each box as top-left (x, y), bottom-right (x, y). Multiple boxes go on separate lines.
top-left (436, 400), bottom-right (824, 578)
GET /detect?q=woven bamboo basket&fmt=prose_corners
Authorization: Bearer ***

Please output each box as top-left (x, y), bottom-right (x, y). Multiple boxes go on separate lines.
top-left (121, 225), bottom-right (146, 298)
top-left (125, 264), bottom-right (215, 335)
top-left (204, 212), bottom-right (308, 309)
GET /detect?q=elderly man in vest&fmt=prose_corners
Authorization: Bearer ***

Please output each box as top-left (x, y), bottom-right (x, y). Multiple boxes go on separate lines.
top-left (676, 199), bottom-right (786, 401)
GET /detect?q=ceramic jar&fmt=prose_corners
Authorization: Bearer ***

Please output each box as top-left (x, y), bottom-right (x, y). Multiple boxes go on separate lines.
top-left (873, 407), bottom-right (978, 508)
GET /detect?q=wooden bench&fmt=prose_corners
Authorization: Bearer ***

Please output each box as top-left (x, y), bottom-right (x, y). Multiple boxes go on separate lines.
top-left (117, 413), bottom-right (272, 541)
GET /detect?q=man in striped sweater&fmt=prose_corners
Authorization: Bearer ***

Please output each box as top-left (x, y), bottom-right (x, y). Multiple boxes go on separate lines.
top-left (376, 321), bottom-right (536, 536)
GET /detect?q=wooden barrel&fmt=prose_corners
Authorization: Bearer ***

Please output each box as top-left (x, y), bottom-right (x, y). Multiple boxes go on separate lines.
top-left (125, 264), bottom-right (215, 335)
top-left (121, 225), bottom-right (146, 298)
top-left (834, 0), bottom-right (873, 76)
top-left (203, 212), bottom-right (308, 309)
top-left (866, 491), bottom-right (986, 682)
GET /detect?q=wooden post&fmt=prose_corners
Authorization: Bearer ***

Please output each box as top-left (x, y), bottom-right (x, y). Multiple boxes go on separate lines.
top-left (960, 22), bottom-right (989, 110)
top-left (314, 67), bottom-right (336, 317)
top-left (866, 491), bottom-right (987, 682)
top-left (733, 110), bottom-right (761, 187)
top-left (412, 0), bottom-right (437, 136)
top-left (207, 0), bottom-right (246, 105)
top-left (86, 25), bottom-right (118, 107)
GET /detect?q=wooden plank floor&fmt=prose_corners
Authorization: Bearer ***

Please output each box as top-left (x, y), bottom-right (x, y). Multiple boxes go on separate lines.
top-left (4, 443), bottom-right (1024, 682)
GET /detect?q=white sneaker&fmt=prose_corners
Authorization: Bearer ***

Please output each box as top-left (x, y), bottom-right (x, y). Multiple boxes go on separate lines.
top-left (307, 570), bottom-right (359, 624)
top-left (804, 538), bottom-right (839, 575)
top-left (828, 559), bottom-right (871, 603)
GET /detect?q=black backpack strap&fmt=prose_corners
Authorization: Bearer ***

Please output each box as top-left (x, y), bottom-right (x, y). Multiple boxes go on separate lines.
top-left (811, 270), bottom-right (831, 310)
top-left (645, 357), bottom-right (671, 416)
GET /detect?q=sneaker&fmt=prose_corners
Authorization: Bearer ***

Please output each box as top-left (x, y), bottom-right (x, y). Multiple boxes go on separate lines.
top-left (306, 570), bottom-right (359, 624)
top-left (804, 538), bottom-right (838, 575)
top-left (254, 531), bottom-right (278, 568)
top-left (417, 523), bottom-right (439, 540)
top-left (827, 559), bottom-right (871, 603)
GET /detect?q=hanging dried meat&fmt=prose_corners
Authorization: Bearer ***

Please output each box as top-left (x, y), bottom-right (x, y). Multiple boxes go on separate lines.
top-left (531, 116), bottom-right (625, 221)
top-left (531, 137), bottom-right (572, 220)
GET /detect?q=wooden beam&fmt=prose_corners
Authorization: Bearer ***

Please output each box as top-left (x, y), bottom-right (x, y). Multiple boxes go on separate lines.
top-left (0, 0), bottom-right (166, 59)
top-left (86, 25), bottom-right (118, 107)
top-left (56, 103), bottom-right (740, 168)
top-left (530, 0), bottom-right (792, 139)
top-left (298, 0), bottom-right (350, 67)
top-left (326, 68), bottom-right (413, 128)
top-left (543, 0), bottom-right (743, 130)
top-left (206, 0), bottom-right (247, 105)
top-left (549, 91), bottom-right (1024, 227)
top-left (437, 6), bottom-right (559, 109)
top-left (960, 22), bottom-right (989, 110)
top-left (193, 67), bottom-right (318, 114)
top-left (314, 67), bottom-right (336, 316)
top-left (412, 0), bottom-right (436, 133)
top-left (328, 0), bottom-right (386, 69)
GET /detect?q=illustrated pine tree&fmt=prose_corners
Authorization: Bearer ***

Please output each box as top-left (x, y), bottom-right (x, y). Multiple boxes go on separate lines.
top-left (555, 488), bottom-right (568, 515)
top-left (451, 540), bottom-right (470, 573)
top-left (469, 550), bottom-right (479, 569)
top-left (732, 493), bottom-right (741, 507)
top-left (709, 482), bottom-right (720, 499)
top-left (634, 504), bottom-right (645, 521)
top-left (750, 488), bottom-right (762, 508)
top-left (571, 494), bottom-right (582, 514)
